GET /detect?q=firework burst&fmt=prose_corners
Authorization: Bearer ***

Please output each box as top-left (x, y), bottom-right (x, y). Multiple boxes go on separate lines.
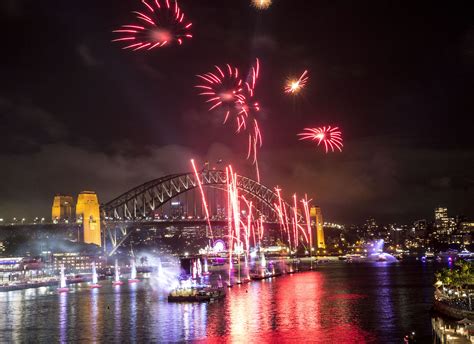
top-left (298, 126), bottom-right (343, 153)
top-left (252, 0), bottom-right (272, 10)
top-left (113, 0), bottom-right (192, 51)
top-left (196, 59), bottom-right (263, 182)
top-left (285, 70), bottom-right (309, 94)
top-left (196, 64), bottom-right (244, 124)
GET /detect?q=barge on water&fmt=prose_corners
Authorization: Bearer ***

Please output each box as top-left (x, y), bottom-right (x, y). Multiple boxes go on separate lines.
top-left (168, 286), bottom-right (226, 303)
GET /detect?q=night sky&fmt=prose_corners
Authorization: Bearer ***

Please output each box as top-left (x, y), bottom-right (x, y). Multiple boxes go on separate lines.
top-left (1, 0), bottom-right (473, 224)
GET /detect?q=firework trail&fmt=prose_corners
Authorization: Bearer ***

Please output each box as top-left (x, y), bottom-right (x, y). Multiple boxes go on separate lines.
top-left (298, 126), bottom-right (343, 153)
top-left (191, 160), bottom-right (213, 238)
top-left (113, 0), bottom-right (192, 51)
top-left (285, 70), bottom-right (309, 95)
top-left (243, 59), bottom-right (263, 182)
top-left (301, 195), bottom-right (313, 251)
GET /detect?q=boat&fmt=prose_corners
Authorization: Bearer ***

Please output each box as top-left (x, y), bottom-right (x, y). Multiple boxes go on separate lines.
top-left (250, 268), bottom-right (282, 280)
top-left (458, 249), bottom-right (473, 260)
top-left (168, 286), bottom-right (226, 302)
top-left (438, 249), bottom-right (459, 260)
top-left (344, 254), bottom-right (366, 262)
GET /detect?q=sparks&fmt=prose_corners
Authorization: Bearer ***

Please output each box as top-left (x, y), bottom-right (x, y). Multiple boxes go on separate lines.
top-left (113, 0), bottom-right (192, 51)
top-left (285, 70), bottom-right (309, 94)
top-left (252, 0), bottom-right (272, 10)
top-left (298, 126), bottom-right (344, 153)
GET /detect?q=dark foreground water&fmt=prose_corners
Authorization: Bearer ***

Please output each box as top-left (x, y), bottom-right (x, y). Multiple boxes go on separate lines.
top-left (0, 261), bottom-right (438, 343)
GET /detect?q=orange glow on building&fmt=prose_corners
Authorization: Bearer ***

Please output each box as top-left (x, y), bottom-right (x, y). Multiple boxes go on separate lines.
top-left (76, 191), bottom-right (101, 247)
top-left (51, 195), bottom-right (74, 223)
top-left (310, 206), bottom-right (326, 250)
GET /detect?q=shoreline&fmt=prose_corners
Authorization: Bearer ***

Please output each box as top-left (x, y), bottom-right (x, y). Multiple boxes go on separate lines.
top-left (433, 299), bottom-right (474, 320)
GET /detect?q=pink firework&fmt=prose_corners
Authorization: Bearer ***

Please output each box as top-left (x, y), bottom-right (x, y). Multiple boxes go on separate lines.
top-left (113, 0), bottom-right (192, 51)
top-left (196, 59), bottom-right (263, 182)
top-left (196, 64), bottom-right (244, 124)
top-left (285, 70), bottom-right (309, 94)
top-left (242, 59), bottom-right (263, 182)
top-left (298, 126), bottom-right (343, 153)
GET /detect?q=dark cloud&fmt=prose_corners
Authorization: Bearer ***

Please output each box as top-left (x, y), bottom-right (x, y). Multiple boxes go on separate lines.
top-left (0, 97), bottom-right (67, 154)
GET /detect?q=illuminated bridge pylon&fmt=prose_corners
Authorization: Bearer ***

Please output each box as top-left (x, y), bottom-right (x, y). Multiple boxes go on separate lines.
top-left (101, 170), bottom-right (292, 255)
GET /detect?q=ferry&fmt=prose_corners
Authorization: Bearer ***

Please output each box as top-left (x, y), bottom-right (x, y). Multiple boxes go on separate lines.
top-left (344, 254), bottom-right (366, 262)
top-left (458, 249), bottom-right (473, 260)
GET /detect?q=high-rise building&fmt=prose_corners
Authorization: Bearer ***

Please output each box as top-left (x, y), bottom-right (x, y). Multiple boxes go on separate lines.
top-left (310, 206), bottom-right (326, 250)
top-left (76, 191), bottom-right (101, 247)
top-left (456, 222), bottom-right (473, 245)
top-left (434, 207), bottom-right (449, 235)
top-left (51, 195), bottom-right (74, 223)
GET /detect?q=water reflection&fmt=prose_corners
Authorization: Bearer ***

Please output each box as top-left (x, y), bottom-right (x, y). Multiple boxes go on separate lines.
top-left (0, 262), bottom-right (440, 342)
top-left (89, 288), bottom-right (100, 341)
top-left (59, 293), bottom-right (68, 343)
top-left (129, 283), bottom-right (137, 342)
top-left (114, 286), bottom-right (122, 340)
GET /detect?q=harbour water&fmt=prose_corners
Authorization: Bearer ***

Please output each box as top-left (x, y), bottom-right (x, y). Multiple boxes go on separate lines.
top-left (0, 261), bottom-right (441, 343)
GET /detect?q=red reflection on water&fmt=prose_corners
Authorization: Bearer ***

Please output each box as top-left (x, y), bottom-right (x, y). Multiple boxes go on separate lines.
top-left (203, 272), bottom-right (375, 343)
top-left (327, 294), bottom-right (367, 301)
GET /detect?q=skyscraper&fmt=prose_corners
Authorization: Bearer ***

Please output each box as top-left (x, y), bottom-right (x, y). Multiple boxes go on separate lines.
top-left (51, 195), bottom-right (74, 223)
top-left (434, 207), bottom-right (449, 236)
top-left (76, 191), bottom-right (101, 247)
top-left (310, 206), bottom-right (326, 250)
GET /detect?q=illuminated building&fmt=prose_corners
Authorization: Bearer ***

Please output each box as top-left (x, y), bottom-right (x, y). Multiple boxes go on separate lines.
top-left (310, 206), bottom-right (326, 249)
top-left (76, 191), bottom-right (101, 247)
top-left (52, 195), bottom-right (74, 223)
top-left (434, 207), bottom-right (449, 235)
top-left (455, 222), bottom-right (473, 244)
top-left (52, 253), bottom-right (105, 272)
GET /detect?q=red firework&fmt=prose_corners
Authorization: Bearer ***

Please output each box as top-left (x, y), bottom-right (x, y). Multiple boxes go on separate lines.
top-left (196, 59), bottom-right (263, 182)
top-left (112, 0), bottom-right (192, 51)
top-left (196, 64), bottom-right (244, 124)
top-left (298, 126), bottom-right (343, 153)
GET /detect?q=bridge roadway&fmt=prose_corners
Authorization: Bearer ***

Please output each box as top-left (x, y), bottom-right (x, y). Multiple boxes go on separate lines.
top-left (0, 218), bottom-right (280, 232)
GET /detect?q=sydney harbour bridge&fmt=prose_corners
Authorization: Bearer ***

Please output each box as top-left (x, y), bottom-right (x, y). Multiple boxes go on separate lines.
top-left (0, 168), bottom-right (322, 257)
top-left (100, 168), bottom-right (299, 256)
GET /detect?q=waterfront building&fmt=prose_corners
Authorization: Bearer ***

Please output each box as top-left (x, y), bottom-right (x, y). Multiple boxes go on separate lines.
top-left (52, 195), bottom-right (74, 223)
top-left (51, 253), bottom-right (105, 272)
top-left (310, 206), bottom-right (326, 250)
top-left (455, 222), bottom-right (474, 245)
top-left (76, 191), bottom-right (101, 247)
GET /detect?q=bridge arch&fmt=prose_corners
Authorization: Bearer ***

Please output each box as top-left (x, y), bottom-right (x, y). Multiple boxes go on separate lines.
top-left (101, 170), bottom-right (286, 222)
